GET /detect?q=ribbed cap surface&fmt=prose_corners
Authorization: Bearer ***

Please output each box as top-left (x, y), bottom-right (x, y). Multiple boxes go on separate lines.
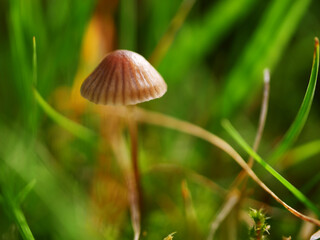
top-left (80, 50), bottom-right (167, 105)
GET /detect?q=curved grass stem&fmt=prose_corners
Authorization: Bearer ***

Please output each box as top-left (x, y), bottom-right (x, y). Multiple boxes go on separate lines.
top-left (222, 119), bottom-right (320, 218)
top-left (232, 68), bottom-right (270, 189)
top-left (108, 107), bottom-right (320, 226)
top-left (207, 190), bottom-right (240, 240)
top-left (207, 69), bottom-right (270, 239)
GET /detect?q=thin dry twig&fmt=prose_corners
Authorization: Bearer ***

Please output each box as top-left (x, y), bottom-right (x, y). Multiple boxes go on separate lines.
top-left (232, 68), bottom-right (270, 188)
top-left (248, 68), bottom-right (270, 167)
top-left (107, 106), bottom-right (320, 226)
top-left (207, 190), bottom-right (240, 240)
top-left (206, 69), bottom-right (271, 239)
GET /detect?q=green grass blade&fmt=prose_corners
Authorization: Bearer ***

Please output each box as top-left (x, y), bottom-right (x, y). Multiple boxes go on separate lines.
top-left (33, 88), bottom-right (96, 143)
top-left (15, 180), bottom-right (36, 205)
top-left (12, 205), bottom-right (35, 240)
top-left (9, 0), bottom-right (33, 130)
top-left (149, 0), bottom-right (196, 66)
top-left (0, 183), bottom-right (35, 240)
top-left (119, 0), bottom-right (137, 50)
top-left (219, 0), bottom-right (313, 118)
top-left (31, 23), bottom-right (95, 145)
top-left (32, 36), bottom-right (37, 87)
top-left (158, 0), bottom-right (257, 83)
top-left (31, 36), bottom-right (39, 138)
top-left (221, 119), bottom-right (320, 217)
top-left (286, 139), bottom-right (320, 166)
top-left (268, 38), bottom-right (319, 164)
top-left (0, 127), bottom-right (96, 240)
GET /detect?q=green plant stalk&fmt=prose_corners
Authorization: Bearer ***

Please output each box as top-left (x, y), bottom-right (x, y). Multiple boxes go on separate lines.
top-left (16, 179), bottom-right (37, 205)
top-left (12, 204), bottom-right (35, 240)
top-left (31, 37), bottom-right (95, 144)
top-left (222, 119), bottom-right (320, 217)
top-left (0, 182), bottom-right (36, 240)
top-left (30, 36), bottom-right (38, 138)
top-left (9, 0), bottom-right (34, 133)
top-left (32, 36), bottom-right (37, 87)
top-left (33, 88), bottom-right (96, 143)
top-left (268, 38), bottom-right (319, 164)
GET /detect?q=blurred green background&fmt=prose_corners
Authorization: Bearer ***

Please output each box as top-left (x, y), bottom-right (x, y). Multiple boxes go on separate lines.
top-left (1, 0), bottom-right (320, 239)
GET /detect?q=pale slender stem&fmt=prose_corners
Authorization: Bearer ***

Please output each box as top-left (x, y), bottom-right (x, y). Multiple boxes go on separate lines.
top-left (108, 120), bottom-right (141, 240)
top-left (232, 68), bottom-right (270, 188)
top-left (248, 68), bottom-right (270, 167)
top-left (207, 191), bottom-right (240, 240)
top-left (128, 114), bottom-right (141, 207)
top-left (206, 70), bottom-right (271, 238)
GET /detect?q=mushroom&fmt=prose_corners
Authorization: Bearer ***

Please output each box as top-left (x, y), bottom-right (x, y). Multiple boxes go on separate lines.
top-left (80, 50), bottom-right (167, 105)
top-left (80, 50), bottom-right (167, 240)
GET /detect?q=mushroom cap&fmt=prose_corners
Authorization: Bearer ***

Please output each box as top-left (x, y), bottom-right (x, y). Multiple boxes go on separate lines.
top-left (80, 50), bottom-right (167, 105)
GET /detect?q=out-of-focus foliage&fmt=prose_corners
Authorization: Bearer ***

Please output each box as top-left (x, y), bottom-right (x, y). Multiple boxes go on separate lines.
top-left (1, 0), bottom-right (320, 239)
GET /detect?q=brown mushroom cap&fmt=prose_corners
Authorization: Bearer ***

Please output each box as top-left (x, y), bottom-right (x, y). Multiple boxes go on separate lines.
top-left (80, 50), bottom-right (167, 105)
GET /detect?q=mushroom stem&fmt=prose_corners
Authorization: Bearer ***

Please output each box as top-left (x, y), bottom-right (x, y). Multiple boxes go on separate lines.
top-left (108, 118), bottom-right (141, 240)
top-left (127, 106), bottom-right (142, 211)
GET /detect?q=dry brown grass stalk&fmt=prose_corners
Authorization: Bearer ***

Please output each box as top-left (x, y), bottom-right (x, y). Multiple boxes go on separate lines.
top-left (106, 106), bottom-right (320, 226)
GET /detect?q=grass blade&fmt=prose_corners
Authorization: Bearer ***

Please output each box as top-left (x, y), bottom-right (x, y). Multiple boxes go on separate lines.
top-left (33, 88), bottom-right (96, 143)
top-left (149, 0), bottom-right (196, 66)
top-left (219, 0), bottom-right (313, 118)
top-left (111, 107), bottom-right (320, 225)
top-left (15, 180), bottom-right (37, 205)
top-left (0, 127), bottom-right (96, 240)
top-left (129, 108), bottom-right (320, 226)
top-left (32, 36), bottom-right (37, 87)
top-left (158, 0), bottom-right (257, 83)
top-left (119, 0), bottom-right (137, 50)
top-left (32, 34), bottom-right (95, 144)
top-left (12, 206), bottom-right (35, 240)
top-left (0, 167), bottom-right (35, 240)
top-left (30, 36), bottom-right (39, 138)
top-left (285, 139), bottom-right (320, 167)
top-left (268, 38), bottom-right (319, 164)
top-left (232, 69), bottom-right (271, 188)
top-left (221, 119), bottom-right (320, 217)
